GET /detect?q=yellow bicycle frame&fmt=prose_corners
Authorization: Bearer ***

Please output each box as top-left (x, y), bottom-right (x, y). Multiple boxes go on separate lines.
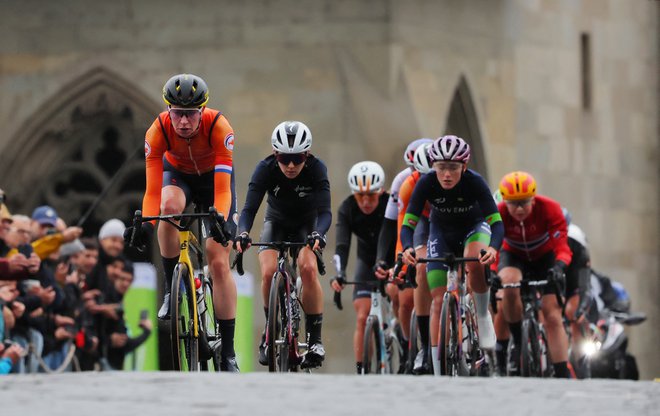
top-left (178, 230), bottom-right (203, 338)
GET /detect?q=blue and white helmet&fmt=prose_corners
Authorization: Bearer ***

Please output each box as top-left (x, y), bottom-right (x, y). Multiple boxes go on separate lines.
top-left (271, 121), bottom-right (312, 154)
top-left (403, 138), bottom-right (434, 167)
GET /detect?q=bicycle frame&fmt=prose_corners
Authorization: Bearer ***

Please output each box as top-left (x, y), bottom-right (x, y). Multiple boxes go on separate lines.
top-left (366, 283), bottom-right (400, 374)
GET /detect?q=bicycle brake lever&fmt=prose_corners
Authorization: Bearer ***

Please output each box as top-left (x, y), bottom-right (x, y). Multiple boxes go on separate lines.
top-left (313, 249), bottom-right (326, 276)
top-left (232, 252), bottom-right (245, 276)
top-left (333, 290), bottom-right (343, 310)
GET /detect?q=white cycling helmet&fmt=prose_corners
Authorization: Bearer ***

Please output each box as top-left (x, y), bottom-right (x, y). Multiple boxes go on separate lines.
top-left (348, 161), bottom-right (386, 193)
top-left (403, 138), bottom-right (434, 167)
top-left (271, 121), bottom-right (312, 154)
top-left (429, 135), bottom-right (471, 163)
top-left (413, 143), bottom-right (433, 174)
top-left (568, 223), bottom-right (588, 249)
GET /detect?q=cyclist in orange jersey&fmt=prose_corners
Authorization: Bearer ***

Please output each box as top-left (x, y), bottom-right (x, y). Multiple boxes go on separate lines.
top-left (125, 74), bottom-right (239, 372)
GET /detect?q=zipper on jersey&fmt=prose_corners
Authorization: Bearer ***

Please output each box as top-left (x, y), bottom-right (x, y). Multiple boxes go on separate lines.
top-left (186, 140), bottom-right (201, 176)
top-left (520, 220), bottom-right (532, 262)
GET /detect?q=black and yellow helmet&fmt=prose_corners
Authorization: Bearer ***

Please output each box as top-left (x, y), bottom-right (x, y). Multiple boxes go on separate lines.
top-left (162, 74), bottom-right (209, 108)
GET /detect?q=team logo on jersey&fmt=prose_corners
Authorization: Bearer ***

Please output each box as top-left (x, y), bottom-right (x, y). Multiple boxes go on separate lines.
top-left (224, 133), bottom-right (234, 151)
top-left (552, 230), bottom-right (560, 239)
top-left (144, 141), bottom-right (151, 157)
top-left (407, 218), bottom-right (418, 227)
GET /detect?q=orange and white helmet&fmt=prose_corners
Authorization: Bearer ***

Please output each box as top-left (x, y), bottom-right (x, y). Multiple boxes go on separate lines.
top-left (499, 171), bottom-right (537, 200)
top-left (348, 161), bottom-right (385, 193)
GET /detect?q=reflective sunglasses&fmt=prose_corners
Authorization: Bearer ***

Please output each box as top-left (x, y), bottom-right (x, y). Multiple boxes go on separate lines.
top-left (434, 162), bottom-right (463, 172)
top-left (276, 153), bottom-right (307, 166)
top-left (505, 198), bottom-right (533, 208)
top-left (169, 107), bottom-right (202, 121)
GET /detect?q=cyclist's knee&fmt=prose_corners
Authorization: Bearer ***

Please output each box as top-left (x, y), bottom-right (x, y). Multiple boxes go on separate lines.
top-left (298, 260), bottom-right (317, 282)
top-left (542, 308), bottom-right (563, 328)
top-left (160, 198), bottom-right (185, 215)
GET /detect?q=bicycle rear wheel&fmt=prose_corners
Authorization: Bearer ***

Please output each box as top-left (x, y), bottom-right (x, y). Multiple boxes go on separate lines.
top-left (362, 316), bottom-right (382, 374)
top-left (170, 263), bottom-right (199, 371)
top-left (267, 272), bottom-right (290, 372)
top-left (439, 292), bottom-right (459, 376)
top-left (387, 323), bottom-right (405, 375)
top-left (520, 319), bottom-right (542, 377)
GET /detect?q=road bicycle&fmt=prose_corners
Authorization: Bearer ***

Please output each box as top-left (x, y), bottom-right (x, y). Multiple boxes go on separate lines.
top-left (234, 241), bottom-right (325, 372)
top-left (333, 278), bottom-right (405, 375)
top-left (128, 206), bottom-right (228, 371)
top-left (417, 251), bottom-right (490, 377)
top-left (491, 274), bottom-right (562, 377)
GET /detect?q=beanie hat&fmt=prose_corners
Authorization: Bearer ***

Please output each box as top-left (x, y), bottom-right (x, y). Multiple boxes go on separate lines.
top-left (99, 219), bottom-right (126, 240)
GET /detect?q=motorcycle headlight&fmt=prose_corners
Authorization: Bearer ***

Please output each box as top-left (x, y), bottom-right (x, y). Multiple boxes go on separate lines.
top-left (582, 340), bottom-right (601, 358)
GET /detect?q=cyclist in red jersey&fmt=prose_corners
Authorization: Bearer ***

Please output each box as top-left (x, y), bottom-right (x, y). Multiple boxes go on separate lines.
top-left (496, 171), bottom-right (572, 378)
top-left (125, 74), bottom-right (239, 372)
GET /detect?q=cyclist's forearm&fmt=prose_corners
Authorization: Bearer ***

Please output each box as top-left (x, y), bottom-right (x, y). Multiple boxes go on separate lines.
top-left (376, 218), bottom-right (397, 264)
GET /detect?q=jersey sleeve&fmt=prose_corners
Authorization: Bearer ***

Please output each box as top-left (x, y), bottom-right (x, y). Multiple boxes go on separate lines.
top-left (334, 198), bottom-right (352, 272)
top-left (314, 161), bottom-right (332, 236)
top-left (238, 161), bottom-right (269, 234)
top-left (400, 175), bottom-right (427, 250)
top-left (474, 176), bottom-right (504, 250)
top-left (546, 200), bottom-right (572, 266)
top-left (210, 116), bottom-right (234, 219)
top-left (142, 121), bottom-right (167, 221)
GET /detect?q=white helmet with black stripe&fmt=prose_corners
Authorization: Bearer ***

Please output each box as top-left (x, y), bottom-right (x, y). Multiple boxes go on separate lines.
top-left (271, 121), bottom-right (313, 154)
top-left (413, 143), bottom-right (434, 174)
top-left (348, 161), bottom-right (386, 193)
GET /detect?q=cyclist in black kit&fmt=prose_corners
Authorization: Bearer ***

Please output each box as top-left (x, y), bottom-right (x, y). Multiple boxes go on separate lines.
top-left (235, 120), bottom-right (331, 369)
top-left (330, 161), bottom-right (390, 374)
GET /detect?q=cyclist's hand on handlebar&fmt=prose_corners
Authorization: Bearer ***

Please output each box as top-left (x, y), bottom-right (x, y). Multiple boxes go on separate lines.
top-left (548, 261), bottom-right (567, 295)
top-left (307, 231), bottom-right (326, 251)
top-left (234, 232), bottom-right (252, 253)
top-left (330, 272), bottom-right (346, 293)
top-left (373, 260), bottom-right (390, 280)
top-left (479, 247), bottom-right (498, 265)
top-left (402, 247), bottom-right (416, 266)
top-left (124, 222), bottom-right (154, 251)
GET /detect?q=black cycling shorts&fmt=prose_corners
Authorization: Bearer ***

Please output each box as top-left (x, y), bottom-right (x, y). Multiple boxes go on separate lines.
top-left (163, 158), bottom-right (238, 238)
top-left (497, 250), bottom-right (556, 295)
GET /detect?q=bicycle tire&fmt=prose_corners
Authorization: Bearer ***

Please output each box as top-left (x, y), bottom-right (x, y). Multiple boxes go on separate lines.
top-left (520, 319), bottom-right (542, 377)
top-left (200, 275), bottom-right (221, 372)
top-left (463, 294), bottom-right (481, 376)
top-left (362, 316), bottom-right (382, 374)
top-left (267, 272), bottom-right (289, 372)
top-left (170, 263), bottom-right (199, 371)
top-left (439, 292), bottom-right (459, 376)
top-left (406, 309), bottom-right (420, 374)
top-left (388, 322), bottom-right (405, 375)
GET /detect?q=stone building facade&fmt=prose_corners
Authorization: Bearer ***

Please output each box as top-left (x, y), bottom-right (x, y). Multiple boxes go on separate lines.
top-left (0, 0), bottom-right (657, 377)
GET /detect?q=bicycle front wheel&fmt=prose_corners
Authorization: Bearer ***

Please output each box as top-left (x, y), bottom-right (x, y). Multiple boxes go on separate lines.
top-left (362, 316), bottom-right (382, 374)
top-left (267, 272), bottom-right (290, 372)
top-left (170, 263), bottom-right (199, 371)
top-left (200, 275), bottom-right (221, 372)
top-left (439, 292), bottom-right (459, 376)
top-left (406, 309), bottom-right (420, 374)
top-left (520, 319), bottom-right (542, 377)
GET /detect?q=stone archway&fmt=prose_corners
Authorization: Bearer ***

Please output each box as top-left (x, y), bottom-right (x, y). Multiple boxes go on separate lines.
top-left (444, 75), bottom-right (487, 181)
top-left (0, 67), bottom-right (161, 235)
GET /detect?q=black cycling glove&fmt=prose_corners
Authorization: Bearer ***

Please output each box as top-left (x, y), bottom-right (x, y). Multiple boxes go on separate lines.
top-left (548, 261), bottom-right (567, 296)
top-left (234, 232), bottom-right (252, 251)
top-left (123, 222), bottom-right (154, 251)
top-left (307, 231), bottom-right (326, 249)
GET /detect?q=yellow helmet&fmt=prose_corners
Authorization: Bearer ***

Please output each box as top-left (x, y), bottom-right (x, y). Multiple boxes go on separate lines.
top-left (499, 171), bottom-right (537, 201)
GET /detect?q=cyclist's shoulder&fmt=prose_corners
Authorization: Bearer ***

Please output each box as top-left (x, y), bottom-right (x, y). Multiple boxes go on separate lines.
top-left (534, 194), bottom-right (564, 214)
top-left (304, 154), bottom-right (329, 176)
top-left (391, 167), bottom-right (412, 189)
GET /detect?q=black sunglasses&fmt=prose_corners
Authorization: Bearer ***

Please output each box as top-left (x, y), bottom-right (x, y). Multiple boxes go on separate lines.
top-left (276, 153), bottom-right (307, 165)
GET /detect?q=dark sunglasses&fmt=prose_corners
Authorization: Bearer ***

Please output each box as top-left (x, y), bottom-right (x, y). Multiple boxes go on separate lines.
top-left (276, 153), bottom-right (307, 165)
top-left (169, 107), bottom-right (202, 120)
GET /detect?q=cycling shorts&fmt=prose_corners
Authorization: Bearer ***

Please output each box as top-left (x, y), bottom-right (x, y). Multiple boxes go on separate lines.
top-left (497, 250), bottom-right (556, 296)
top-left (425, 221), bottom-right (491, 275)
top-left (258, 218), bottom-right (315, 253)
top-left (413, 216), bottom-right (430, 249)
top-left (352, 257), bottom-right (378, 301)
top-left (163, 158), bottom-right (238, 238)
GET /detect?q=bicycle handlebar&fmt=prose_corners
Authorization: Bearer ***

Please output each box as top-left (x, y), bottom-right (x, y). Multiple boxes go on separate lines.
top-left (232, 241), bottom-right (326, 277)
top-left (490, 275), bottom-right (564, 310)
top-left (128, 207), bottom-right (230, 248)
top-left (332, 278), bottom-right (392, 310)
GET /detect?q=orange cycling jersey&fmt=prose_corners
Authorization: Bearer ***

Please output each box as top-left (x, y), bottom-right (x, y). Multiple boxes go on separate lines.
top-left (143, 108), bottom-right (234, 221)
top-left (396, 171), bottom-right (431, 256)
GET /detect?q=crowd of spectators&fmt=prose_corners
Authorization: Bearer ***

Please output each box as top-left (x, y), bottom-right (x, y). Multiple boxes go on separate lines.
top-left (0, 188), bottom-right (151, 374)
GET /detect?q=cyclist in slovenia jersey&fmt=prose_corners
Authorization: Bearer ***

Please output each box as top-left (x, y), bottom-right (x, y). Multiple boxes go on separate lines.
top-left (496, 171), bottom-right (572, 378)
top-left (401, 135), bottom-right (502, 375)
top-left (126, 74), bottom-right (239, 372)
top-left (234, 121), bottom-right (331, 369)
